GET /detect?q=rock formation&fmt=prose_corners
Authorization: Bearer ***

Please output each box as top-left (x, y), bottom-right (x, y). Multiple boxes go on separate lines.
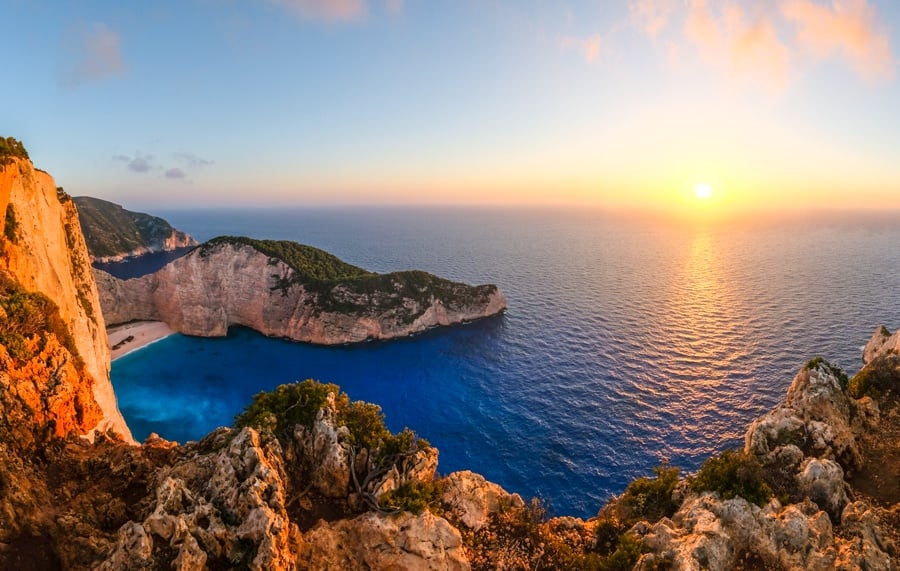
top-left (0, 157), bottom-right (130, 439)
top-left (73, 196), bottom-right (197, 263)
top-left (95, 237), bottom-right (507, 344)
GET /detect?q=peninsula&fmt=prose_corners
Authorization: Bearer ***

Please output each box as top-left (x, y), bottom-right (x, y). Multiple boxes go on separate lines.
top-left (94, 236), bottom-right (507, 345)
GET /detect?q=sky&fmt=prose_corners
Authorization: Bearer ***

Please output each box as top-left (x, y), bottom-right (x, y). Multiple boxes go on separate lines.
top-left (2, 0), bottom-right (899, 215)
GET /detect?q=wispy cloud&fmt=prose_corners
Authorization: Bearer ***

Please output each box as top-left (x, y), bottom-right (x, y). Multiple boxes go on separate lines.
top-left (113, 153), bottom-right (153, 173)
top-left (782, 0), bottom-right (894, 80)
top-left (165, 168), bottom-right (186, 180)
top-left (61, 23), bottom-right (126, 88)
top-left (561, 34), bottom-right (603, 64)
top-left (630, 0), bottom-right (676, 38)
top-left (267, 0), bottom-right (366, 22)
top-left (174, 152), bottom-right (215, 168)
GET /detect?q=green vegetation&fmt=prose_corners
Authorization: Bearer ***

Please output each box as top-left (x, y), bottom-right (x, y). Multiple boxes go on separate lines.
top-left (0, 136), bottom-right (29, 167)
top-left (235, 379), bottom-right (428, 464)
top-left (805, 357), bottom-right (849, 390)
top-left (379, 479), bottom-right (445, 515)
top-left (690, 449), bottom-right (771, 507)
top-left (0, 272), bottom-right (82, 367)
top-left (848, 355), bottom-right (899, 400)
top-left (616, 462), bottom-right (680, 525)
top-left (4, 204), bottom-right (18, 243)
top-left (73, 196), bottom-right (190, 259)
top-left (202, 236), bottom-right (372, 283)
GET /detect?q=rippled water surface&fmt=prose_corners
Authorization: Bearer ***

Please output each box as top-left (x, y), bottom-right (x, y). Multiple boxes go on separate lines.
top-left (111, 208), bottom-right (900, 517)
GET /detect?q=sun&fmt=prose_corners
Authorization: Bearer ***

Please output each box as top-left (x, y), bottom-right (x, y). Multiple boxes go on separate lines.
top-left (694, 183), bottom-right (713, 200)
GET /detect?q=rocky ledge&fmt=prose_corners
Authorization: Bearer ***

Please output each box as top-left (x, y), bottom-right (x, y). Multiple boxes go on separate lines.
top-left (94, 236), bottom-right (507, 344)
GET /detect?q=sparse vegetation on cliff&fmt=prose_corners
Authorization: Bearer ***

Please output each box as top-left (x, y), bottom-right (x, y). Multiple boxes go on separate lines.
top-left (0, 272), bottom-right (82, 367)
top-left (805, 356), bottom-right (849, 389)
top-left (0, 136), bottom-right (29, 167)
top-left (4, 204), bottom-right (18, 243)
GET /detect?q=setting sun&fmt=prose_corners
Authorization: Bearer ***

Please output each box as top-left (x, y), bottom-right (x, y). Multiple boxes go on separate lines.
top-left (694, 183), bottom-right (714, 200)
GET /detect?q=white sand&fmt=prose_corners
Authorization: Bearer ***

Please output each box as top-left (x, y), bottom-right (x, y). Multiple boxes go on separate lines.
top-left (109, 321), bottom-right (175, 361)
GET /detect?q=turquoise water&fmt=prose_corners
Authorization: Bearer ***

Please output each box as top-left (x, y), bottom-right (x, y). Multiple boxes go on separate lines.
top-left (111, 208), bottom-right (900, 517)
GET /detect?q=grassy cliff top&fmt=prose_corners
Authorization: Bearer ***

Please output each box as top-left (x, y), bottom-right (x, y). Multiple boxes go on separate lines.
top-left (74, 196), bottom-right (186, 259)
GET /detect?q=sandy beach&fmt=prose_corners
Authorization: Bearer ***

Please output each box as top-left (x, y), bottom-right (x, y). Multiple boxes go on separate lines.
top-left (108, 321), bottom-right (175, 361)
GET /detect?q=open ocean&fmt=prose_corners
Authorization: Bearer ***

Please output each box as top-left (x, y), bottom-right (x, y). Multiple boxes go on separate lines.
top-left (109, 207), bottom-right (900, 517)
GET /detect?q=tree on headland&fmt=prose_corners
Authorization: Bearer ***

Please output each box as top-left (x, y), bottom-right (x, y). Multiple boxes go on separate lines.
top-left (0, 137), bottom-right (29, 166)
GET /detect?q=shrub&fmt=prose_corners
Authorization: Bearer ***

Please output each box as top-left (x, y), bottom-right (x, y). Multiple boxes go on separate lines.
top-left (617, 462), bottom-right (680, 525)
top-left (235, 380), bottom-right (343, 440)
top-left (0, 272), bottom-right (82, 366)
top-left (379, 479), bottom-right (445, 515)
top-left (0, 136), bottom-right (29, 167)
top-left (691, 449), bottom-right (771, 507)
top-left (848, 355), bottom-right (900, 400)
top-left (4, 204), bottom-right (17, 242)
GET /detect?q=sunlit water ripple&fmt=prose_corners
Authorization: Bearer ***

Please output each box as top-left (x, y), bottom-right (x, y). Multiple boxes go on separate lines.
top-left (110, 208), bottom-right (900, 517)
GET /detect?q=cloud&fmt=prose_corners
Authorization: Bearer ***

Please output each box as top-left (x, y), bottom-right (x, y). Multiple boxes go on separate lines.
top-left (684, 1), bottom-right (791, 91)
top-left (62, 23), bottom-right (126, 88)
top-left (114, 153), bottom-right (153, 173)
top-left (174, 152), bottom-right (214, 168)
top-left (561, 34), bottom-right (603, 64)
top-left (267, 0), bottom-right (365, 22)
top-left (630, 0), bottom-right (677, 38)
top-left (165, 168), bottom-right (187, 180)
top-left (782, 0), bottom-right (894, 80)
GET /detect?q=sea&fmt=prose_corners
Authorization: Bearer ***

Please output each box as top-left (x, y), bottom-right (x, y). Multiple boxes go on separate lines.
top-left (108, 207), bottom-right (900, 518)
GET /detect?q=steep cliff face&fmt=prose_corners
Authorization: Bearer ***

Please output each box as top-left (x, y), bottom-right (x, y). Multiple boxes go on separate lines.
top-left (0, 158), bottom-right (130, 439)
top-left (95, 239), bottom-right (507, 344)
top-left (73, 196), bottom-right (197, 262)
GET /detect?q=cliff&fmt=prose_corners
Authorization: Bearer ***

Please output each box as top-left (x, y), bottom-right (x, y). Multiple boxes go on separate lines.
top-left (95, 236), bottom-right (507, 344)
top-left (0, 157), bottom-right (130, 439)
top-left (73, 196), bottom-right (197, 262)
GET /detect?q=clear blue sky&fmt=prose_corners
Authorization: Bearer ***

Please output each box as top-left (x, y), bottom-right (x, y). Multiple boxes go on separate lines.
top-left (2, 0), bottom-right (899, 213)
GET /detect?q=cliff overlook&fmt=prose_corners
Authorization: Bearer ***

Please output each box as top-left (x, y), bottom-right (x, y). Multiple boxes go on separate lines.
top-left (95, 236), bottom-right (507, 344)
top-left (0, 142), bottom-right (897, 569)
top-left (73, 196), bottom-right (197, 263)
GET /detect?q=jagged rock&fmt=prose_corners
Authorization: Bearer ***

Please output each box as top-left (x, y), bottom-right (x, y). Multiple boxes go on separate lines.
top-left (441, 470), bottom-right (525, 531)
top-left (863, 325), bottom-right (896, 365)
top-left (100, 428), bottom-right (300, 570)
top-left (297, 510), bottom-right (469, 570)
top-left (292, 393), bottom-right (352, 498)
top-left (745, 364), bottom-right (862, 472)
top-left (837, 502), bottom-right (895, 571)
top-left (94, 239), bottom-right (507, 345)
top-left (797, 458), bottom-right (849, 520)
top-left (373, 446), bottom-right (439, 499)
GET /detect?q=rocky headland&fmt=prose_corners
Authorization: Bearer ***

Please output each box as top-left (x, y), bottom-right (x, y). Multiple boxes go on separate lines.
top-left (1, 143), bottom-right (898, 570)
top-left (94, 236), bottom-right (507, 344)
top-left (74, 196), bottom-right (197, 263)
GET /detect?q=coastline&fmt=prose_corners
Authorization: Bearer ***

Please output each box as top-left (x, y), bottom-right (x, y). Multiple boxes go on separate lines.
top-left (108, 321), bottom-right (175, 361)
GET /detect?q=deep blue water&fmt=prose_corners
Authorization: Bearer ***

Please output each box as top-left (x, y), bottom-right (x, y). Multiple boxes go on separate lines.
top-left (94, 248), bottom-right (193, 279)
top-left (111, 208), bottom-right (900, 517)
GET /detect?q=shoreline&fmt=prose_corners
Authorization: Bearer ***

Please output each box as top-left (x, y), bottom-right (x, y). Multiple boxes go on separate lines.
top-left (108, 321), bottom-right (176, 361)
